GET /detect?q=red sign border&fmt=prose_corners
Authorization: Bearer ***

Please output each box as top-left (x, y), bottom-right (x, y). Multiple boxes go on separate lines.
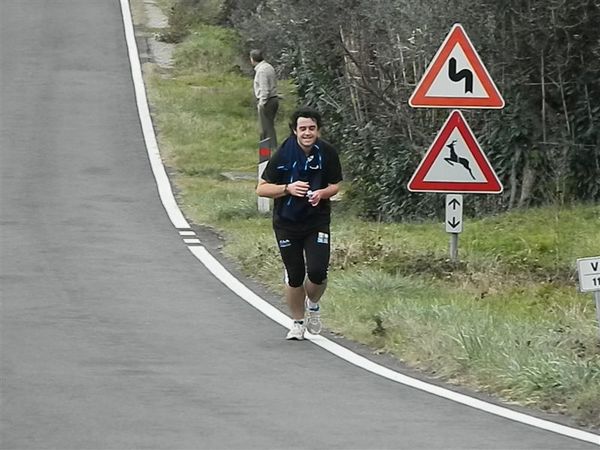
top-left (408, 24), bottom-right (505, 109)
top-left (407, 110), bottom-right (503, 193)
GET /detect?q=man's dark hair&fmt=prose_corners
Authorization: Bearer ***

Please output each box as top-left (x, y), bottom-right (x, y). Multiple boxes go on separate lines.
top-left (249, 49), bottom-right (264, 62)
top-left (289, 107), bottom-right (322, 133)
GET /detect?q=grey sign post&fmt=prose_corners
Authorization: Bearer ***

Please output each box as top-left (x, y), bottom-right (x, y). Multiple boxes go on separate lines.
top-left (576, 256), bottom-right (600, 339)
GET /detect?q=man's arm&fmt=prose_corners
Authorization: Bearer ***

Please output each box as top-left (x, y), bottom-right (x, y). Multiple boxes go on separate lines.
top-left (256, 179), bottom-right (286, 198)
top-left (256, 179), bottom-right (311, 198)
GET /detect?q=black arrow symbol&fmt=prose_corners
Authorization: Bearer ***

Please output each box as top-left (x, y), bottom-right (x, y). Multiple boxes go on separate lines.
top-left (448, 198), bottom-right (461, 210)
top-left (448, 217), bottom-right (461, 229)
top-left (448, 57), bottom-right (473, 94)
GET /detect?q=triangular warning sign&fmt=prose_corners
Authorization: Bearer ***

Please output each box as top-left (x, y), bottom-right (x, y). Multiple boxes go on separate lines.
top-left (409, 24), bottom-right (504, 109)
top-left (408, 110), bottom-right (503, 193)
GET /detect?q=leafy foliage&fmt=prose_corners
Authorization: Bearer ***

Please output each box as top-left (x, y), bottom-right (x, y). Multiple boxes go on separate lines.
top-left (224, 0), bottom-right (600, 220)
top-left (159, 0), bottom-right (230, 42)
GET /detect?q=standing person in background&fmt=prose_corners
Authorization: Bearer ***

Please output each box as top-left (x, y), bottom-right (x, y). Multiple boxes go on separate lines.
top-left (250, 49), bottom-right (279, 150)
top-left (256, 107), bottom-right (343, 340)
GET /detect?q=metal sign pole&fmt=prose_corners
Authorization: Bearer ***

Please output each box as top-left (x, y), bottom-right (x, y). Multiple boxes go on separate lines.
top-left (595, 291), bottom-right (600, 340)
top-left (449, 233), bottom-right (459, 262)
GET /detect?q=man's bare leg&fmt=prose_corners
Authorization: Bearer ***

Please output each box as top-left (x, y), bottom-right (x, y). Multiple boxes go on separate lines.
top-left (305, 279), bottom-right (326, 304)
top-left (286, 285), bottom-right (306, 321)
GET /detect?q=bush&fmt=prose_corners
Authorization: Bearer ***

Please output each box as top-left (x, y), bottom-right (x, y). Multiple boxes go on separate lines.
top-left (226, 0), bottom-right (600, 220)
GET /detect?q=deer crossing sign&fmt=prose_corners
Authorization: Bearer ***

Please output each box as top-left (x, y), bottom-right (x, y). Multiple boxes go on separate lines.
top-left (407, 110), bottom-right (502, 193)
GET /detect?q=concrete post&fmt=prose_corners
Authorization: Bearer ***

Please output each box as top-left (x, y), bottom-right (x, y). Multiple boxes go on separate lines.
top-left (257, 138), bottom-right (271, 213)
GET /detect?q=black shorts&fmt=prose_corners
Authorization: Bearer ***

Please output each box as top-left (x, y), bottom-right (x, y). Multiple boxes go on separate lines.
top-left (274, 224), bottom-right (330, 288)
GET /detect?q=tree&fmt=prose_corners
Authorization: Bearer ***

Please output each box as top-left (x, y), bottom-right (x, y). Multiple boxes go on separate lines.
top-left (226, 0), bottom-right (600, 220)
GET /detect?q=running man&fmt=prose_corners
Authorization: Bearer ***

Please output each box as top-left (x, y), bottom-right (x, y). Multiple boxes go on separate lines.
top-left (256, 107), bottom-right (343, 340)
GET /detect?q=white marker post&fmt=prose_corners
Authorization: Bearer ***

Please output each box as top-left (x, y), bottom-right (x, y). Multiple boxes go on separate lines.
top-left (445, 194), bottom-right (463, 261)
top-left (576, 256), bottom-right (600, 340)
top-left (257, 138), bottom-right (271, 213)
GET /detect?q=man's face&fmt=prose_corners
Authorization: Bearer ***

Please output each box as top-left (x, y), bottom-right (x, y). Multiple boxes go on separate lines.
top-left (294, 117), bottom-right (320, 151)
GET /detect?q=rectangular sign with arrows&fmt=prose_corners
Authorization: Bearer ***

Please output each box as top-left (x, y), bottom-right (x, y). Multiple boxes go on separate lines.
top-left (445, 194), bottom-right (463, 233)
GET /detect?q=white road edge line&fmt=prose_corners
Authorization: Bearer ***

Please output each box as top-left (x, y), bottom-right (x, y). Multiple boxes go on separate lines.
top-left (119, 0), bottom-right (599, 445)
top-left (120, 0), bottom-right (190, 230)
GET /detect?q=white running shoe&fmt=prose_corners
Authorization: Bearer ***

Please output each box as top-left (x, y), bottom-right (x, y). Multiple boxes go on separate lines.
top-left (286, 321), bottom-right (306, 340)
top-left (305, 298), bottom-right (322, 335)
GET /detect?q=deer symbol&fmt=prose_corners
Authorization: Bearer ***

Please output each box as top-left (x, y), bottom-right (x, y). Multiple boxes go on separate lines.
top-left (444, 140), bottom-right (475, 180)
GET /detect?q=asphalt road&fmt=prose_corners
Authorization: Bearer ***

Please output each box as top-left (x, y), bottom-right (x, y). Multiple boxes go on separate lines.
top-left (0, 1), bottom-right (598, 449)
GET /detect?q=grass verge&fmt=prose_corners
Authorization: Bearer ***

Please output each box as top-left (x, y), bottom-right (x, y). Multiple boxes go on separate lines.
top-left (141, 11), bottom-right (600, 429)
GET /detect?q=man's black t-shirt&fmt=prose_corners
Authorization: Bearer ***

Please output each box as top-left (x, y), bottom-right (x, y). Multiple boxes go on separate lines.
top-left (262, 137), bottom-right (342, 232)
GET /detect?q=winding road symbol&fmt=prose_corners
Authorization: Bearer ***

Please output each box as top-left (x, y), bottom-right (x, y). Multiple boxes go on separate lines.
top-left (448, 57), bottom-right (473, 94)
top-left (408, 24), bottom-right (505, 109)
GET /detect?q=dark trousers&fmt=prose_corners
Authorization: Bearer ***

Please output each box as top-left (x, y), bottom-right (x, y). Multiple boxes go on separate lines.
top-left (258, 97), bottom-right (279, 149)
top-left (274, 226), bottom-right (330, 288)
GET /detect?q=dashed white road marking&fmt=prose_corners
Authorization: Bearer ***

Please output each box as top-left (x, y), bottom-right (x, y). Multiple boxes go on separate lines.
top-left (119, 0), bottom-right (600, 445)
